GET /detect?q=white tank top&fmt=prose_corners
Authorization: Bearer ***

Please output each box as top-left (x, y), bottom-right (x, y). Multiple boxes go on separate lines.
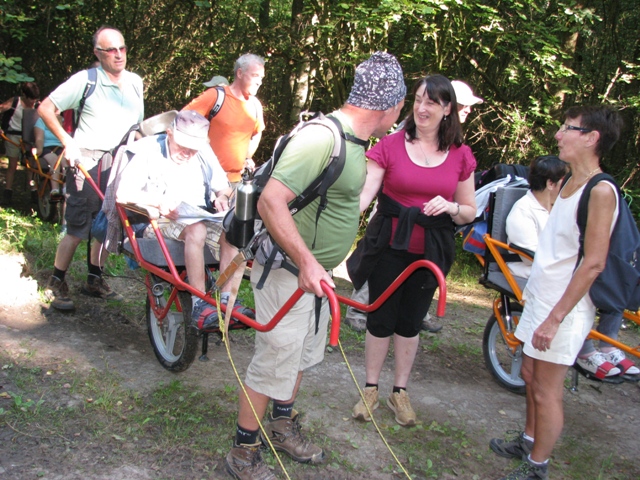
top-left (8, 99), bottom-right (24, 131)
top-left (525, 180), bottom-right (618, 311)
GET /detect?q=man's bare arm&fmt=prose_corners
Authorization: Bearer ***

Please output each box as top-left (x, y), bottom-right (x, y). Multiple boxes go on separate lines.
top-left (257, 178), bottom-right (334, 297)
top-left (38, 98), bottom-right (81, 164)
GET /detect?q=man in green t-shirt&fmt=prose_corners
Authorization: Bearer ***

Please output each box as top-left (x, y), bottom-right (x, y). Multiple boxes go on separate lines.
top-left (38, 25), bottom-right (144, 312)
top-left (225, 52), bottom-right (406, 480)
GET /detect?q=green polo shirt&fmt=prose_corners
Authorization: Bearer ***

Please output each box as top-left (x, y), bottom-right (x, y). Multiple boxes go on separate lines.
top-left (50, 66), bottom-right (144, 151)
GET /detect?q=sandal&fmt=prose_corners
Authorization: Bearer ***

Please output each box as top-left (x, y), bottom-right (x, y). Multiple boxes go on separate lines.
top-left (223, 300), bottom-right (256, 320)
top-left (574, 352), bottom-right (623, 383)
top-left (604, 349), bottom-right (640, 381)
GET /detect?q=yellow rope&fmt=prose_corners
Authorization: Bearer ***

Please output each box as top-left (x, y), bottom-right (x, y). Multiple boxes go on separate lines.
top-left (337, 338), bottom-right (412, 479)
top-left (214, 269), bottom-right (410, 478)
top-left (215, 283), bottom-right (291, 479)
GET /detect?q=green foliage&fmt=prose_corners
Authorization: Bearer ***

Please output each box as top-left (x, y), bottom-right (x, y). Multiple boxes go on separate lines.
top-left (0, 55), bottom-right (34, 83)
top-left (0, 0), bottom-right (637, 189)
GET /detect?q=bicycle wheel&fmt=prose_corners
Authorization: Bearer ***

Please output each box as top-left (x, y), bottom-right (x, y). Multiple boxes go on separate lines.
top-left (482, 305), bottom-right (526, 394)
top-left (35, 178), bottom-right (58, 222)
top-left (146, 281), bottom-right (198, 372)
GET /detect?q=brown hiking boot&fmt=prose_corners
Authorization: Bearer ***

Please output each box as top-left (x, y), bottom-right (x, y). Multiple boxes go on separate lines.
top-left (44, 276), bottom-right (75, 311)
top-left (387, 390), bottom-right (417, 426)
top-left (225, 442), bottom-right (276, 480)
top-left (261, 413), bottom-right (324, 464)
top-left (352, 386), bottom-right (379, 422)
top-left (81, 275), bottom-right (123, 301)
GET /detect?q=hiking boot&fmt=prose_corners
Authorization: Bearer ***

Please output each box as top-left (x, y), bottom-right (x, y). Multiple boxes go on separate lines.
top-left (421, 312), bottom-right (443, 333)
top-left (81, 275), bottom-right (124, 301)
top-left (44, 276), bottom-right (75, 311)
top-left (499, 458), bottom-right (549, 480)
top-left (387, 390), bottom-right (416, 426)
top-left (261, 413), bottom-right (324, 464)
top-left (225, 442), bottom-right (276, 480)
top-left (490, 431), bottom-right (533, 460)
top-left (576, 351), bottom-right (621, 378)
top-left (344, 307), bottom-right (367, 332)
top-left (352, 386), bottom-right (379, 422)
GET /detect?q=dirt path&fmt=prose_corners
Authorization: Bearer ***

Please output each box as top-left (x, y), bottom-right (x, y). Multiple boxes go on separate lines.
top-left (1, 251), bottom-right (639, 479)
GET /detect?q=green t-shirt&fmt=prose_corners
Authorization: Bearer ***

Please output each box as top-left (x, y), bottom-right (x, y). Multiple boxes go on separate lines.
top-left (271, 110), bottom-right (366, 269)
top-left (49, 67), bottom-right (144, 151)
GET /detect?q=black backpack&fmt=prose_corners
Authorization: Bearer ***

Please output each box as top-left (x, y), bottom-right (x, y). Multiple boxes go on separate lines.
top-left (1, 96), bottom-right (20, 134)
top-left (227, 111), bottom-right (368, 288)
top-left (574, 173), bottom-right (640, 313)
top-left (474, 162), bottom-right (530, 191)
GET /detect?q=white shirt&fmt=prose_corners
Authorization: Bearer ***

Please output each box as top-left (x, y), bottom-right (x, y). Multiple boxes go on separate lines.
top-left (505, 190), bottom-right (550, 278)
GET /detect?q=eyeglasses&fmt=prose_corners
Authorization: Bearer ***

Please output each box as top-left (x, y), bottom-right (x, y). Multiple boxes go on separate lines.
top-left (95, 46), bottom-right (128, 55)
top-left (560, 123), bottom-right (591, 133)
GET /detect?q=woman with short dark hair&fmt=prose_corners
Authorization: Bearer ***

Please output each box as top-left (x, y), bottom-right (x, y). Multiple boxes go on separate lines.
top-left (490, 105), bottom-right (623, 480)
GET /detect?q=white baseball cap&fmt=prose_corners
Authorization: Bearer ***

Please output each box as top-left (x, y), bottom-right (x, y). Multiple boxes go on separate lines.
top-left (171, 110), bottom-right (210, 150)
top-left (452, 80), bottom-right (483, 106)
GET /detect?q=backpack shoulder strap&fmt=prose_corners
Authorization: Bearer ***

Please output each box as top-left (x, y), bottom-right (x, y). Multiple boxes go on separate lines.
top-left (198, 153), bottom-right (215, 211)
top-left (75, 67), bottom-right (98, 131)
top-left (287, 114), bottom-right (347, 214)
top-left (207, 86), bottom-right (226, 121)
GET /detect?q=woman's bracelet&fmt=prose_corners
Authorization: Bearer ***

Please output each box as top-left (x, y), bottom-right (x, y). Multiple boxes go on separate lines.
top-left (451, 201), bottom-right (461, 217)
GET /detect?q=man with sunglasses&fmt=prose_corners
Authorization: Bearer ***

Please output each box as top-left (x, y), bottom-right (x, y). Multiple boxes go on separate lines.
top-left (38, 25), bottom-right (144, 312)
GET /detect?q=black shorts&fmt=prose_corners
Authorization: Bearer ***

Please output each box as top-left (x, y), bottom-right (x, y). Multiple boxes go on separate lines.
top-left (64, 149), bottom-right (109, 240)
top-left (367, 247), bottom-right (439, 338)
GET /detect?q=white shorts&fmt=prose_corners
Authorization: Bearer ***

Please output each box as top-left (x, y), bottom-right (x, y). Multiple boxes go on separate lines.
top-left (515, 288), bottom-right (595, 365)
top-left (245, 262), bottom-right (329, 401)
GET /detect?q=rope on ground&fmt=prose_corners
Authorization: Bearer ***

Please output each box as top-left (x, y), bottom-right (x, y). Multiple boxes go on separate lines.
top-left (337, 337), bottom-right (412, 479)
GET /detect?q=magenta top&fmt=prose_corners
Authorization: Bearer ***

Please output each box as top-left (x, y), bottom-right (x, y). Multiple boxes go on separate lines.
top-left (366, 130), bottom-right (476, 253)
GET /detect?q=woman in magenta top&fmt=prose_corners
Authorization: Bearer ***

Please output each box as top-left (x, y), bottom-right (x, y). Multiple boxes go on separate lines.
top-left (349, 74), bottom-right (477, 426)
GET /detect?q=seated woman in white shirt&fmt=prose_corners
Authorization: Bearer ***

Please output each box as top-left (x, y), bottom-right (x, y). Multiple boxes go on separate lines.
top-left (505, 155), bottom-right (567, 279)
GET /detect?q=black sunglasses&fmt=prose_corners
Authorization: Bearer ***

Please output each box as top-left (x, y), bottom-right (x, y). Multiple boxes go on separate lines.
top-left (95, 46), bottom-right (128, 55)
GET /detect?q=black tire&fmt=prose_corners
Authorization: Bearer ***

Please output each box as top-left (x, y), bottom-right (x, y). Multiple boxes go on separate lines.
top-left (35, 178), bottom-right (59, 222)
top-left (482, 305), bottom-right (526, 394)
top-left (146, 284), bottom-right (198, 372)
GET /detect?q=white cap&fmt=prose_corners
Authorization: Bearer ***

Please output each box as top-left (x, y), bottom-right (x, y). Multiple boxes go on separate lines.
top-left (171, 110), bottom-right (210, 150)
top-left (452, 80), bottom-right (483, 106)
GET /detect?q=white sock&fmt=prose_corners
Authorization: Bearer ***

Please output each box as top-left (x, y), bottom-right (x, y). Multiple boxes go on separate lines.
top-left (527, 454), bottom-right (548, 466)
top-left (523, 432), bottom-right (534, 443)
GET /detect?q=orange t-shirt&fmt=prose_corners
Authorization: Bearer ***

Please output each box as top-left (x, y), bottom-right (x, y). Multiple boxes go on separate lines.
top-left (183, 86), bottom-right (264, 182)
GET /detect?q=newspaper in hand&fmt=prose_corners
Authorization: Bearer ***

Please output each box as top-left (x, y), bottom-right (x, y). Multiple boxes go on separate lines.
top-left (174, 202), bottom-right (226, 225)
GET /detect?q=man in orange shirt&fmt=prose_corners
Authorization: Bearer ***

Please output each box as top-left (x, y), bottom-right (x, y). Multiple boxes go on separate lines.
top-left (183, 54), bottom-right (265, 184)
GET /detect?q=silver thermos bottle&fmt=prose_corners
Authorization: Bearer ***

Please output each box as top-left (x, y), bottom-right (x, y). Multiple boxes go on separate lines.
top-left (228, 171), bottom-right (256, 248)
